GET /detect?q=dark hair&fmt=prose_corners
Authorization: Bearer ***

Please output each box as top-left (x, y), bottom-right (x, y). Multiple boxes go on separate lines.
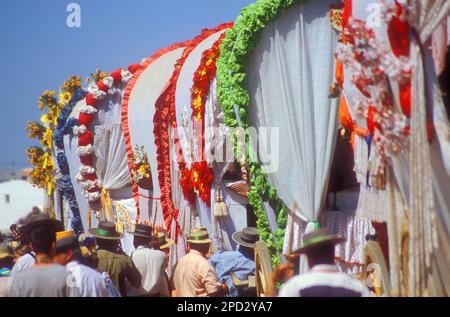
top-left (96, 238), bottom-right (118, 252)
top-left (30, 226), bottom-right (56, 256)
top-left (305, 243), bottom-right (336, 266)
top-left (189, 242), bottom-right (210, 255)
top-left (133, 236), bottom-right (151, 249)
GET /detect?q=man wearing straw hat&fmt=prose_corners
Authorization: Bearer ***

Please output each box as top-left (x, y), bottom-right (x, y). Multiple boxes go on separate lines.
top-left (278, 228), bottom-right (370, 297)
top-left (89, 221), bottom-right (141, 296)
top-left (53, 230), bottom-right (117, 297)
top-left (173, 228), bottom-right (228, 297)
top-left (209, 227), bottom-right (259, 297)
top-left (127, 224), bottom-right (171, 297)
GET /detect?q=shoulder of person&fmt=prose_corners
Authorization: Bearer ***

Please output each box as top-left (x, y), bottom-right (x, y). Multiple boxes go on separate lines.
top-left (151, 249), bottom-right (167, 258)
top-left (278, 275), bottom-right (305, 297)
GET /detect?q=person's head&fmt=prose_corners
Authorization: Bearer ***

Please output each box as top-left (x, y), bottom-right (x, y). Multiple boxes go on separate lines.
top-left (88, 221), bottom-right (123, 252)
top-left (53, 246), bottom-right (74, 266)
top-left (232, 227), bottom-right (259, 256)
top-left (130, 224), bottom-right (153, 249)
top-left (13, 243), bottom-right (31, 263)
top-left (187, 228), bottom-right (212, 256)
top-left (304, 243), bottom-right (336, 268)
top-left (297, 228), bottom-right (344, 269)
top-left (53, 231), bottom-right (80, 266)
top-left (238, 245), bottom-right (255, 255)
top-left (151, 231), bottom-right (174, 252)
top-left (189, 242), bottom-right (211, 256)
top-left (95, 238), bottom-right (119, 252)
top-left (29, 226), bottom-right (56, 257)
top-left (133, 235), bottom-right (151, 249)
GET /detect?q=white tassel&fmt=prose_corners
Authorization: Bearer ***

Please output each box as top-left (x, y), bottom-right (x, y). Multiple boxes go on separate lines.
top-left (73, 125), bottom-right (87, 136)
top-left (84, 191), bottom-right (101, 202)
top-left (79, 180), bottom-right (98, 191)
top-left (79, 164), bottom-right (95, 175)
top-left (102, 76), bottom-right (114, 88)
top-left (121, 69), bottom-right (133, 83)
top-left (77, 144), bottom-right (94, 156)
top-left (214, 186), bottom-right (228, 217)
top-left (75, 172), bottom-right (84, 183)
top-left (79, 105), bottom-right (98, 115)
top-left (88, 84), bottom-right (106, 100)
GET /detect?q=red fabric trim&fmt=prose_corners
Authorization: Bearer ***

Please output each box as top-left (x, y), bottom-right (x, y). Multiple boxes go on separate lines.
top-left (121, 41), bottom-right (191, 223)
top-left (189, 32), bottom-right (228, 206)
top-left (335, 256), bottom-right (365, 267)
top-left (138, 194), bottom-right (161, 200)
top-left (154, 23), bottom-right (233, 234)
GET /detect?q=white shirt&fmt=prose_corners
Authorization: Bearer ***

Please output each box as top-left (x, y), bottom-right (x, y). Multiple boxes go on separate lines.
top-left (10, 253), bottom-right (35, 276)
top-left (66, 261), bottom-right (112, 297)
top-left (279, 265), bottom-right (371, 297)
top-left (0, 277), bottom-right (12, 297)
top-left (128, 246), bottom-right (168, 296)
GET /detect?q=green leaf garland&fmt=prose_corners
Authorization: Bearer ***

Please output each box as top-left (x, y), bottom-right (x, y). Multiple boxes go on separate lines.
top-left (217, 0), bottom-right (310, 266)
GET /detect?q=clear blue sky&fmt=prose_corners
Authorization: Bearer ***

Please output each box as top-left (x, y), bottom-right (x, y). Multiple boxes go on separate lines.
top-left (0, 0), bottom-right (254, 173)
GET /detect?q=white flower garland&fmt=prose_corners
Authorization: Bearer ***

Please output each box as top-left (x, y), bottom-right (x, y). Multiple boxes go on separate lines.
top-left (76, 66), bottom-right (138, 203)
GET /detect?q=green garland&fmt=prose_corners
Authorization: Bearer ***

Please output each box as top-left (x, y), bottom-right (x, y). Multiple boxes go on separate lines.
top-left (217, 0), bottom-right (310, 266)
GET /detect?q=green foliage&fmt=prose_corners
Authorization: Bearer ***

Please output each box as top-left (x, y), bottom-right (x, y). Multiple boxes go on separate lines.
top-left (217, 0), bottom-right (310, 266)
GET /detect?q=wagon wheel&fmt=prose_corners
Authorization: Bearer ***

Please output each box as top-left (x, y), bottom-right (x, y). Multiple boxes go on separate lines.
top-left (364, 240), bottom-right (391, 297)
top-left (254, 241), bottom-right (273, 297)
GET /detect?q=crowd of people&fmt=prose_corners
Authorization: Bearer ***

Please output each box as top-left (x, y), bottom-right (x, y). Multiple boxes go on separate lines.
top-left (0, 208), bottom-right (370, 297)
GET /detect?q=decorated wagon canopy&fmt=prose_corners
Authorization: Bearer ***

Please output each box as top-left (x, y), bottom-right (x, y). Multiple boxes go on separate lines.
top-left (24, 0), bottom-right (450, 296)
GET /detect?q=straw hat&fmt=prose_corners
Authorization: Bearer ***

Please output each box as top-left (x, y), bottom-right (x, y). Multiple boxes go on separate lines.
top-left (293, 228), bottom-right (345, 254)
top-left (152, 231), bottom-right (174, 250)
top-left (19, 212), bottom-right (63, 235)
top-left (88, 221), bottom-right (124, 240)
top-left (55, 231), bottom-right (79, 253)
top-left (232, 227), bottom-right (260, 248)
top-left (128, 224), bottom-right (153, 238)
top-left (187, 227), bottom-right (212, 244)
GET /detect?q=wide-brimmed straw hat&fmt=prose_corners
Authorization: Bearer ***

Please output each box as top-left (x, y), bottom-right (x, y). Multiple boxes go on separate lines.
top-left (293, 228), bottom-right (345, 254)
top-left (152, 231), bottom-right (174, 250)
top-left (55, 231), bottom-right (79, 253)
top-left (187, 228), bottom-right (212, 244)
top-left (19, 212), bottom-right (63, 235)
top-left (88, 221), bottom-right (123, 240)
top-left (232, 227), bottom-right (260, 248)
top-left (128, 224), bottom-right (153, 238)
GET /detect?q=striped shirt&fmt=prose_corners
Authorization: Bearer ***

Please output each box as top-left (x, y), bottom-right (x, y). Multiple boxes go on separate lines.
top-left (278, 265), bottom-right (371, 297)
top-left (10, 253), bottom-right (35, 276)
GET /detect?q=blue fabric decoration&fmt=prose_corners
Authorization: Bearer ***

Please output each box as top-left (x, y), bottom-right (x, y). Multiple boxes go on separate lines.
top-left (53, 89), bottom-right (87, 236)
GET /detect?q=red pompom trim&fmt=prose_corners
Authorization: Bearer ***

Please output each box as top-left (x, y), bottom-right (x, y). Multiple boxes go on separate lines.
top-left (111, 69), bottom-right (123, 84)
top-left (399, 81), bottom-right (411, 118)
top-left (128, 64), bottom-right (140, 74)
top-left (84, 173), bottom-right (97, 181)
top-left (97, 80), bottom-right (109, 93)
top-left (79, 113), bottom-right (94, 126)
top-left (388, 16), bottom-right (410, 58)
top-left (80, 154), bottom-right (95, 166)
top-left (86, 93), bottom-right (98, 107)
top-left (78, 130), bottom-right (94, 147)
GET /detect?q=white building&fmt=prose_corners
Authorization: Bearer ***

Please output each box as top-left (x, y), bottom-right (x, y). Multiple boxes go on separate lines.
top-left (0, 179), bottom-right (45, 233)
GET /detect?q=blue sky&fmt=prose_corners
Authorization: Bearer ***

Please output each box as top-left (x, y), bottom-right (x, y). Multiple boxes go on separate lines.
top-left (0, 0), bottom-right (254, 173)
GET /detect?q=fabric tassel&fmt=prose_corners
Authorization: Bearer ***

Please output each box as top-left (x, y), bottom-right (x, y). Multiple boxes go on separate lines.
top-left (214, 186), bottom-right (228, 217)
top-left (73, 125), bottom-right (87, 136)
top-left (79, 105), bottom-right (98, 115)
